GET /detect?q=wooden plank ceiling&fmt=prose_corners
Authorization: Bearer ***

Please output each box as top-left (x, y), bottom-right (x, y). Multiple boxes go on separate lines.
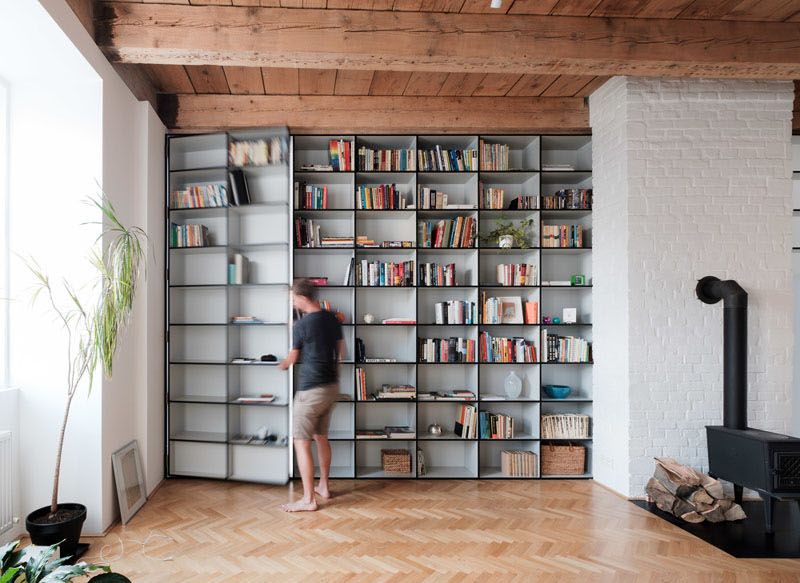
top-left (75, 0), bottom-right (800, 131)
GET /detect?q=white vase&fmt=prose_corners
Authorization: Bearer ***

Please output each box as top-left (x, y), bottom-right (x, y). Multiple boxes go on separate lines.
top-left (504, 371), bottom-right (522, 399)
top-left (499, 234), bottom-right (514, 249)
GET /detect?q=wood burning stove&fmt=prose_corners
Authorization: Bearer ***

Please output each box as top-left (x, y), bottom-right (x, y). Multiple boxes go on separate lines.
top-left (697, 276), bottom-right (800, 533)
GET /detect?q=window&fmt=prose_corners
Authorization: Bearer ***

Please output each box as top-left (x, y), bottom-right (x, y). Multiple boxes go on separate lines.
top-left (0, 79), bottom-right (8, 387)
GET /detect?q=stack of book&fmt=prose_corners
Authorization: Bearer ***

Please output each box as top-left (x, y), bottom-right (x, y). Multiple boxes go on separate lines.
top-left (356, 184), bottom-right (407, 209)
top-left (356, 236), bottom-right (413, 248)
top-left (328, 139), bottom-right (352, 171)
top-left (382, 317), bottom-right (416, 325)
top-left (418, 262), bottom-right (456, 287)
top-left (479, 140), bottom-right (510, 171)
top-left (294, 182), bottom-right (328, 209)
top-left (512, 196), bottom-right (538, 210)
top-left (294, 218), bottom-right (354, 248)
top-left (480, 186), bottom-right (505, 209)
top-left (418, 217), bottom-right (476, 248)
top-left (542, 224), bottom-right (585, 248)
top-left (494, 263), bottom-right (538, 286)
top-left (228, 254), bottom-right (248, 285)
top-left (230, 315), bottom-right (263, 325)
top-left (356, 426), bottom-right (415, 439)
top-left (480, 412), bottom-right (515, 439)
top-left (418, 146), bottom-right (478, 171)
top-left (170, 223), bottom-right (209, 248)
top-left (434, 300), bottom-right (477, 325)
top-left (479, 332), bottom-right (537, 363)
top-left (542, 188), bottom-right (592, 210)
top-left (357, 147), bottom-right (415, 171)
top-left (542, 330), bottom-right (591, 363)
top-left (501, 450), bottom-right (538, 477)
top-left (355, 367), bottom-right (367, 400)
top-left (373, 384), bottom-right (416, 400)
top-left (418, 390), bottom-right (476, 401)
top-left (454, 404), bottom-right (478, 439)
top-left (356, 259), bottom-right (415, 287)
top-left (228, 137), bottom-right (287, 167)
top-left (418, 337), bottom-right (477, 363)
top-left (170, 183), bottom-right (228, 209)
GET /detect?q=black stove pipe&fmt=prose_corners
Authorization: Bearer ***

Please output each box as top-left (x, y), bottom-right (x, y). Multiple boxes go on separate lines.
top-left (696, 276), bottom-right (748, 430)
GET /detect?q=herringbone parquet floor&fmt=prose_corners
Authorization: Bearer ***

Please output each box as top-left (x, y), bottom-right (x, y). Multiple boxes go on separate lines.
top-left (85, 479), bottom-right (800, 583)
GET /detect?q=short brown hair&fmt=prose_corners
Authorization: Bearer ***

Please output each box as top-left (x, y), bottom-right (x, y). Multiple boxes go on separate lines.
top-left (292, 278), bottom-right (318, 301)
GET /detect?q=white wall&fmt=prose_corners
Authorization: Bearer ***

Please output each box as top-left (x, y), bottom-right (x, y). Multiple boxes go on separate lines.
top-left (0, 0), bottom-right (165, 535)
top-left (590, 77), bottom-right (794, 498)
top-left (0, 389), bottom-right (21, 543)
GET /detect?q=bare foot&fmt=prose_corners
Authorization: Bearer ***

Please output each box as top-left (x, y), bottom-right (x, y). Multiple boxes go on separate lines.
top-left (281, 500), bottom-right (318, 512)
top-left (315, 486), bottom-right (332, 499)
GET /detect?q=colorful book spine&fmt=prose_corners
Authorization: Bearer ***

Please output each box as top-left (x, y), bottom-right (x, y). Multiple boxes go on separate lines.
top-left (542, 330), bottom-right (591, 363)
top-left (479, 332), bottom-right (537, 363)
top-left (418, 263), bottom-right (456, 287)
top-left (417, 217), bottom-right (476, 248)
top-left (418, 337), bottom-right (477, 363)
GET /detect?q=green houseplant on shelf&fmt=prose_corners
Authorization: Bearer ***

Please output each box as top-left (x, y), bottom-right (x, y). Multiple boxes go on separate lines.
top-left (1, 539), bottom-right (130, 582)
top-left (22, 195), bottom-right (147, 561)
top-left (480, 217), bottom-right (535, 249)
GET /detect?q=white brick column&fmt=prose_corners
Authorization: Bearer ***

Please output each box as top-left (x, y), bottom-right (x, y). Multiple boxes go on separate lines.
top-left (589, 77), bottom-right (794, 498)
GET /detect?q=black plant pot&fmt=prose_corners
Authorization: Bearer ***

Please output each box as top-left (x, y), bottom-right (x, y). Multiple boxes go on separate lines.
top-left (26, 503), bottom-right (87, 560)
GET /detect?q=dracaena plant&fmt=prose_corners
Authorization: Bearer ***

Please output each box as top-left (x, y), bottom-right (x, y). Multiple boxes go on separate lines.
top-left (25, 195), bottom-right (147, 518)
top-left (0, 539), bottom-right (130, 582)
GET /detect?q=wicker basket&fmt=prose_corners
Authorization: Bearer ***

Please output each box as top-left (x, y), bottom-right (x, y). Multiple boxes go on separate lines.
top-left (541, 414), bottom-right (590, 439)
top-left (381, 449), bottom-right (412, 474)
top-left (540, 444), bottom-right (586, 476)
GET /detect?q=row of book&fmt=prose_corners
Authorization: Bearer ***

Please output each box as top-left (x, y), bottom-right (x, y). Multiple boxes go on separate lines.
top-left (479, 140), bottom-right (510, 171)
top-left (511, 195), bottom-right (539, 210)
top-left (356, 426), bottom-right (415, 439)
top-left (480, 412), bottom-right (514, 439)
top-left (357, 147), bottom-right (415, 171)
top-left (495, 263), bottom-right (538, 287)
top-left (541, 188), bottom-right (592, 210)
top-left (418, 262), bottom-right (457, 287)
top-left (294, 218), bottom-right (354, 248)
top-left (454, 405), bottom-right (478, 439)
top-left (418, 187), bottom-right (452, 210)
top-left (355, 260), bottom-right (416, 287)
top-left (418, 217), bottom-right (476, 248)
top-left (329, 139), bottom-right (352, 171)
top-left (480, 187), bottom-right (507, 210)
top-left (170, 183), bottom-right (228, 209)
top-left (418, 147), bottom-right (479, 172)
top-left (228, 137), bottom-right (287, 167)
top-left (357, 184), bottom-right (408, 210)
top-left (418, 390), bottom-right (476, 401)
top-left (501, 450), bottom-right (538, 477)
top-left (228, 254), bottom-right (248, 285)
top-left (434, 301), bottom-right (478, 325)
top-left (355, 367), bottom-right (367, 401)
top-left (170, 223), bottom-right (209, 248)
top-left (542, 330), bottom-right (591, 363)
top-left (542, 224), bottom-right (585, 248)
top-left (479, 332), bottom-right (537, 363)
top-left (418, 337), bottom-right (477, 363)
top-left (294, 182), bottom-right (328, 209)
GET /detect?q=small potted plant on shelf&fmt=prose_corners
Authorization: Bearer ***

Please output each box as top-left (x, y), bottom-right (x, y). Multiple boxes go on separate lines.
top-left (1, 539), bottom-right (131, 582)
top-left (23, 195), bottom-right (147, 561)
top-left (480, 217), bottom-right (535, 249)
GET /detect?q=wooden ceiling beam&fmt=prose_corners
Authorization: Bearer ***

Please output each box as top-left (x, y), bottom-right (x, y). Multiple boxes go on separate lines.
top-left (158, 94), bottom-right (589, 133)
top-left (95, 2), bottom-right (800, 79)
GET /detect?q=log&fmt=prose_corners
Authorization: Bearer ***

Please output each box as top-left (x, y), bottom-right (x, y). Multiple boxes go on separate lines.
top-left (655, 458), bottom-right (702, 487)
top-left (687, 488), bottom-right (714, 507)
top-left (646, 477), bottom-right (677, 513)
top-left (724, 503), bottom-right (747, 522)
top-left (701, 475), bottom-right (724, 500)
top-left (653, 465), bottom-right (695, 498)
top-left (700, 503), bottom-right (727, 523)
top-left (680, 511), bottom-right (705, 523)
top-left (672, 498), bottom-right (695, 518)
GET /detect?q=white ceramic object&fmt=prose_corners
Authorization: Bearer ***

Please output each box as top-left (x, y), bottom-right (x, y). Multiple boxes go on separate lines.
top-left (504, 370), bottom-right (522, 399)
top-left (363, 313), bottom-right (375, 324)
top-left (499, 234), bottom-right (514, 249)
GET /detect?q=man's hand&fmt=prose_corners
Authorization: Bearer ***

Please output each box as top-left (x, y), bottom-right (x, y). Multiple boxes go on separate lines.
top-left (279, 348), bottom-right (300, 370)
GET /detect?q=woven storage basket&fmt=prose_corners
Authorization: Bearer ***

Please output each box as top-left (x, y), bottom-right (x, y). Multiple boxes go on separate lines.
top-left (541, 414), bottom-right (590, 439)
top-left (381, 449), bottom-right (412, 474)
top-left (541, 443), bottom-right (586, 476)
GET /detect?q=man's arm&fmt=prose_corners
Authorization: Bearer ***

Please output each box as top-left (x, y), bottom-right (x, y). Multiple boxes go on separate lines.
top-left (278, 348), bottom-right (300, 370)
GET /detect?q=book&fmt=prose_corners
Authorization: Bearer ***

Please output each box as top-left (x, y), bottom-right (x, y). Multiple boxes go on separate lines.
top-left (479, 140), bottom-right (510, 171)
top-left (233, 396), bottom-right (276, 404)
top-left (418, 146), bottom-right (478, 171)
top-left (355, 259), bottom-right (415, 287)
top-left (357, 184), bottom-right (407, 209)
top-left (358, 147), bottom-right (415, 171)
top-left (541, 188), bottom-right (592, 210)
top-left (418, 337), bottom-right (477, 363)
top-left (229, 137), bottom-right (287, 167)
top-left (356, 430), bottom-right (389, 439)
top-left (541, 224), bottom-right (585, 248)
top-left (229, 170), bottom-right (251, 206)
top-left (493, 263), bottom-right (538, 286)
top-left (454, 404), bottom-right (478, 439)
top-left (434, 300), bottom-right (477, 325)
top-left (382, 318), bottom-right (417, 325)
top-left (294, 182), bottom-right (328, 209)
top-left (542, 329), bottom-right (592, 363)
top-left (418, 217), bottom-right (476, 248)
top-left (479, 332), bottom-right (537, 363)
top-left (384, 426), bottom-right (415, 439)
top-left (480, 411), bottom-right (514, 439)
top-left (229, 254), bottom-right (248, 285)
top-left (169, 182), bottom-right (228, 209)
top-left (501, 450), bottom-right (538, 477)
top-left (170, 223), bottom-right (209, 248)
top-left (418, 262), bottom-right (456, 287)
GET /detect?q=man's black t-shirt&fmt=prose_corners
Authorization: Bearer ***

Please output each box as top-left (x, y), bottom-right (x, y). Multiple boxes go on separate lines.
top-left (292, 310), bottom-right (343, 391)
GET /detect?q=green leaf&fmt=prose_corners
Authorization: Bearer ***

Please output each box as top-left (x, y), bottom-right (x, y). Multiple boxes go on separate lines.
top-left (88, 573), bottom-right (132, 582)
top-left (0, 566), bottom-right (21, 583)
top-left (0, 541), bottom-right (19, 570)
top-left (24, 543), bottom-right (59, 583)
top-left (39, 562), bottom-right (108, 583)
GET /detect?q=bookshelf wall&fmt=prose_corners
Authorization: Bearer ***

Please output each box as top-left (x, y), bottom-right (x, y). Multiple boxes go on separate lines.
top-left (292, 133), bottom-right (593, 480)
top-left (166, 129), bottom-right (293, 484)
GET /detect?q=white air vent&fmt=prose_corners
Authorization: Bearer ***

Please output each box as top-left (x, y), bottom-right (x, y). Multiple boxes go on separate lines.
top-left (0, 431), bottom-right (12, 534)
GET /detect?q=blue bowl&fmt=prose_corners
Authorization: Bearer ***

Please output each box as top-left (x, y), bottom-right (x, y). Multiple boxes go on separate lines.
top-left (543, 385), bottom-right (572, 399)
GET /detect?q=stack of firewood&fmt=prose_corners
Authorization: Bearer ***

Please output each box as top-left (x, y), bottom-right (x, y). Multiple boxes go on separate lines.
top-left (646, 457), bottom-right (746, 523)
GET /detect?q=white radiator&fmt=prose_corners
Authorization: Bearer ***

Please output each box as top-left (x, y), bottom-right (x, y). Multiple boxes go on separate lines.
top-left (0, 431), bottom-right (11, 534)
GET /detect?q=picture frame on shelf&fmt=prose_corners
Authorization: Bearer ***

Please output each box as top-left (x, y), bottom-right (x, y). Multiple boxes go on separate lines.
top-left (498, 297), bottom-right (524, 324)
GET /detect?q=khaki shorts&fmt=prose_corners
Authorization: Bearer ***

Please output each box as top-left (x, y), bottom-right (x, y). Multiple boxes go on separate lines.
top-left (293, 383), bottom-right (339, 440)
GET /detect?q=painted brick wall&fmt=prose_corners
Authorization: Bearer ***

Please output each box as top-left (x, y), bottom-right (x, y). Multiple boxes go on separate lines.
top-left (590, 77), bottom-right (794, 497)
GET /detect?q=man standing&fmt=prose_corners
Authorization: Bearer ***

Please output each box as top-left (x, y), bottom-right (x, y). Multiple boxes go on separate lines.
top-left (278, 279), bottom-right (344, 512)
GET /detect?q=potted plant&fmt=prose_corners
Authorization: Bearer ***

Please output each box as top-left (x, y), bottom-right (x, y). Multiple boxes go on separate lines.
top-left (480, 217), bottom-right (535, 249)
top-left (1, 539), bottom-right (130, 582)
top-left (23, 196), bottom-right (147, 560)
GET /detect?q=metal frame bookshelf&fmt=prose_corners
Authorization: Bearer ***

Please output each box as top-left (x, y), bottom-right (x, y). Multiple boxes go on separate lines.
top-left (292, 133), bottom-right (594, 480)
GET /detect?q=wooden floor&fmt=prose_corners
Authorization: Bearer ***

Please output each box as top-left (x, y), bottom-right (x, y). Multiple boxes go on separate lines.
top-left (85, 479), bottom-right (800, 582)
